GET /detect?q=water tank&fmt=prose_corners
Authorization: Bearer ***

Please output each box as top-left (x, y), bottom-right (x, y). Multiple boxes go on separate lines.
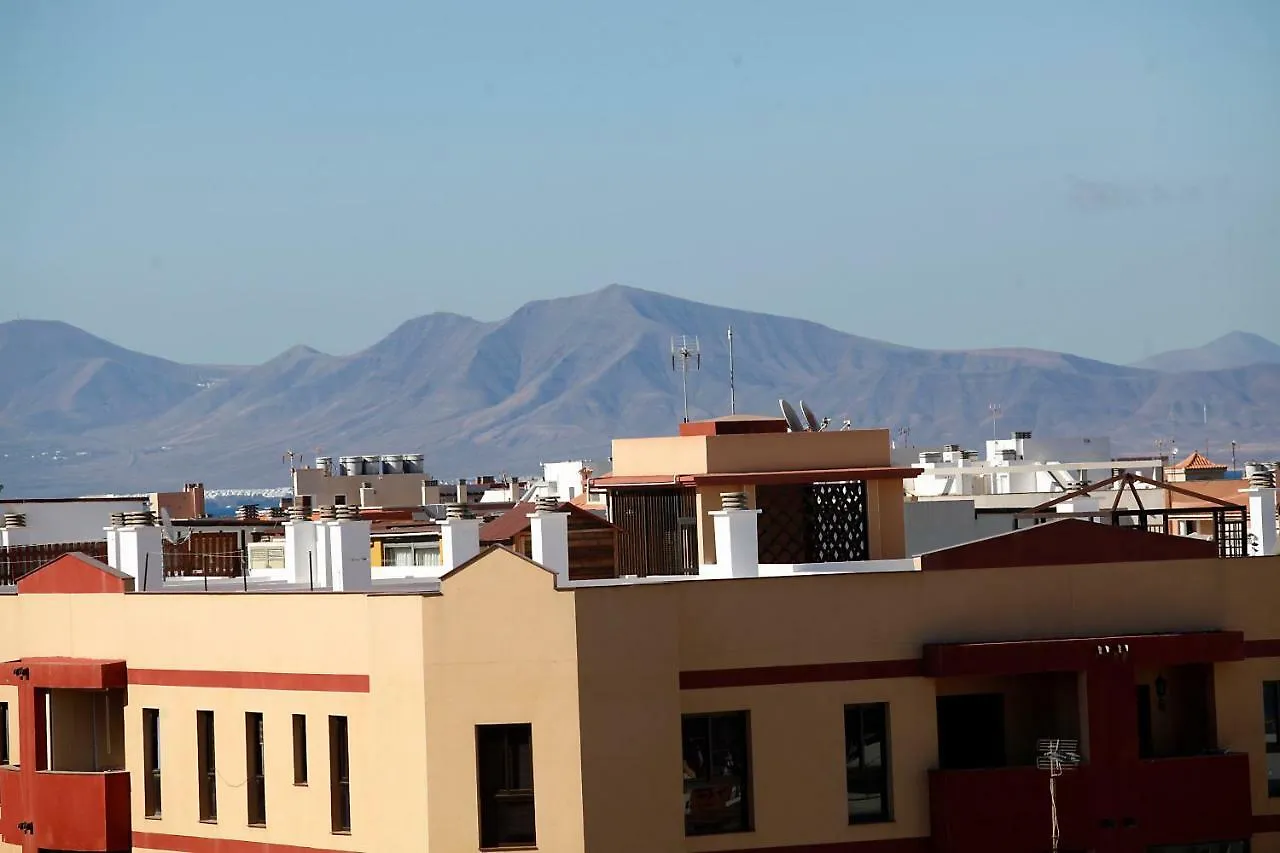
top-left (381, 454), bottom-right (405, 474)
top-left (942, 444), bottom-right (961, 453)
top-left (339, 456), bottom-right (362, 476)
top-left (404, 453), bottom-right (425, 474)
top-left (315, 456), bottom-right (333, 474)
top-left (362, 455), bottom-right (381, 476)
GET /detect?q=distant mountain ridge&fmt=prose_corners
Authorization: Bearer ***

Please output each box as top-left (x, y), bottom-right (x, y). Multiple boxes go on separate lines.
top-left (2, 285), bottom-right (1279, 496)
top-left (1133, 331), bottom-right (1280, 372)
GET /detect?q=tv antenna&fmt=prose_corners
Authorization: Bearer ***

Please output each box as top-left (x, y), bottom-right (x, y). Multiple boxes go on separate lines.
top-left (727, 326), bottom-right (736, 415)
top-left (283, 449), bottom-right (299, 471)
top-left (778, 399), bottom-right (806, 432)
top-left (1036, 738), bottom-right (1080, 852)
top-left (988, 403), bottom-right (1003, 442)
top-left (671, 336), bottom-right (701, 423)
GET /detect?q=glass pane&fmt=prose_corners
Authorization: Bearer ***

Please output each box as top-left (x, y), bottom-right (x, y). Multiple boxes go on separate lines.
top-left (847, 704), bottom-right (888, 822)
top-left (684, 713), bottom-right (748, 836)
top-left (1265, 682), bottom-right (1279, 745)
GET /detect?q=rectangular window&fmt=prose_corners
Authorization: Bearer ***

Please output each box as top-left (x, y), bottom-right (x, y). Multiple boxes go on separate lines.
top-left (1265, 680), bottom-right (1280, 797)
top-left (1, 701), bottom-right (9, 765)
top-left (197, 710), bottom-right (217, 821)
top-left (143, 708), bottom-right (162, 817)
top-left (682, 711), bottom-right (751, 836)
top-left (293, 714), bottom-right (308, 785)
top-left (329, 716), bottom-right (351, 833)
top-left (845, 703), bottom-right (891, 823)
top-left (245, 712), bottom-right (267, 826)
top-left (476, 723), bottom-right (535, 849)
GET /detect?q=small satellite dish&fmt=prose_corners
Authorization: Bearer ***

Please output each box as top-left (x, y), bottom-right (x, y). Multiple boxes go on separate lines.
top-left (799, 400), bottom-right (820, 432)
top-left (160, 508), bottom-right (192, 545)
top-left (779, 399), bottom-right (805, 433)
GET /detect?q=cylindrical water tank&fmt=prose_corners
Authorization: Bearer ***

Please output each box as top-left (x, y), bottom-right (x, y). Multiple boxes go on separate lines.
top-left (339, 456), bottom-right (361, 476)
top-left (315, 456), bottom-right (333, 474)
top-left (404, 453), bottom-right (425, 474)
top-left (381, 454), bottom-right (404, 474)
top-left (362, 455), bottom-right (381, 476)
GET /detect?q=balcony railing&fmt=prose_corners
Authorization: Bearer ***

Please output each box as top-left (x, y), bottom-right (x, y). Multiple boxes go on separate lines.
top-left (930, 765), bottom-right (1094, 853)
top-left (31, 769), bottom-right (132, 851)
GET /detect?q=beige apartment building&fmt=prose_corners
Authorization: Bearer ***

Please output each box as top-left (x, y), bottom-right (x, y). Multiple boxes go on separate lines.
top-left (3, 417), bottom-right (1280, 853)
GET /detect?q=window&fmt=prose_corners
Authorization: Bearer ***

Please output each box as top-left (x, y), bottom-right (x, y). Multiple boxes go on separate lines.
top-left (245, 712), bottom-right (266, 826)
top-left (1265, 680), bottom-right (1280, 797)
top-left (936, 693), bottom-right (1006, 769)
top-left (197, 710), bottom-right (217, 821)
top-left (682, 711), bottom-right (751, 836)
top-left (845, 704), bottom-right (891, 823)
top-left (382, 542), bottom-right (442, 567)
top-left (329, 716), bottom-right (351, 833)
top-left (143, 708), bottom-right (162, 817)
top-left (1, 701), bottom-right (9, 765)
top-left (476, 723), bottom-right (535, 848)
top-left (333, 495), bottom-right (347, 505)
top-left (293, 714), bottom-right (308, 785)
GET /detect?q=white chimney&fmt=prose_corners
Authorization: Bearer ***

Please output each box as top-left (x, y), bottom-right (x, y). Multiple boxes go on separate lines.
top-left (456, 478), bottom-right (468, 504)
top-left (529, 498), bottom-right (569, 580)
top-left (1247, 487), bottom-right (1278, 556)
top-left (284, 519), bottom-right (318, 585)
top-left (359, 484), bottom-right (376, 508)
top-left (1, 515), bottom-right (30, 548)
top-left (327, 518), bottom-right (372, 591)
top-left (440, 504), bottom-right (481, 570)
top-left (710, 492), bottom-right (760, 577)
top-left (114, 522), bottom-right (165, 591)
top-left (314, 517), bottom-right (333, 587)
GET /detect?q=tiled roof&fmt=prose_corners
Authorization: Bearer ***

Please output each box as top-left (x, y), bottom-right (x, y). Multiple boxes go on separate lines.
top-left (479, 501), bottom-right (615, 543)
top-left (1170, 451), bottom-right (1226, 470)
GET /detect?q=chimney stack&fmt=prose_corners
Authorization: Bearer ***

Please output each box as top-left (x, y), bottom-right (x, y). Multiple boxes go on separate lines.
top-left (710, 491), bottom-right (760, 577)
top-left (327, 515), bottom-right (372, 591)
top-left (440, 503), bottom-right (480, 570)
top-left (456, 478), bottom-right (468, 505)
top-left (284, 515), bottom-right (319, 585)
top-left (111, 512), bottom-right (165, 591)
top-left (1246, 482), bottom-right (1278, 557)
top-left (1, 513), bottom-right (29, 548)
top-left (529, 498), bottom-right (569, 581)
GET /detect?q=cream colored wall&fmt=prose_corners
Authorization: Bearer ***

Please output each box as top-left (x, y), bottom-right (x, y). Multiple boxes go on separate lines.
top-left (867, 479), bottom-right (907, 560)
top-left (704, 429), bottom-right (892, 473)
top-left (423, 549), bottom-right (585, 852)
top-left (293, 468), bottom-right (441, 508)
top-left (610, 435), bottom-right (709, 476)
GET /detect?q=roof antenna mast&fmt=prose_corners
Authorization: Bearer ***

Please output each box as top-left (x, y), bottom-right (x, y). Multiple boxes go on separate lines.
top-left (727, 326), bottom-right (736, 415)
top-left (671, 335), bottom-right (701, 423)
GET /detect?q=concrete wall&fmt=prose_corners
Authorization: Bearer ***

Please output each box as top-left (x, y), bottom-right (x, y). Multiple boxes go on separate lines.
top-left (292, 468), bottom-right (441, 508)
top-left (904, 500), bottom-right (1016, 555)
top-left (0, 498), bottom-right (148, 545)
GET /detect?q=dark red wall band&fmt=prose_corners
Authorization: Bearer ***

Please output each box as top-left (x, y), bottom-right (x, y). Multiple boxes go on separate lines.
top-left (128, 669), bottom-right (370, 693)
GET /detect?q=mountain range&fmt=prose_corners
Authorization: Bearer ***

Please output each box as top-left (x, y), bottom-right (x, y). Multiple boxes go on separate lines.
top-left (2, 284), bottom-right (1279, 497)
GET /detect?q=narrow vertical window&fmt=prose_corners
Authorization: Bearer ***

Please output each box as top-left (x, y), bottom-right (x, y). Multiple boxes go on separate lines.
top-left (0, 701), bottom-right (10, 765)
top-left (1265, 681), bottom-right (1280, 797)
top-left (293, 714), bottom-right (309, 785)
top-left (245, 712), bottom-right (266, 826)
top-left (845, 703), bottom-right (891, 823)
top-left (329, 715), bottom-right (351, 833)
top-left (681, 712), bottom-right (751, 836)
top-left (143, 708), bottom-right (162, 817)
top-left (477, 723), bottom-right (536, 848)
top-left (197, 710), bottom-right (217, 821)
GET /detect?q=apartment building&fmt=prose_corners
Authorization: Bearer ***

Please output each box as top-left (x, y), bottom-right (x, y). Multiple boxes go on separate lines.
top-left (3, 416), bottom-right (1280, 853)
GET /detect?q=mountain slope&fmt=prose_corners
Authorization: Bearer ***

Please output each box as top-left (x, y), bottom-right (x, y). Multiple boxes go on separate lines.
top-left (2, 287), bottom-right (1278, 496)
top-left (1133, 331), bottom-right (1280, 372)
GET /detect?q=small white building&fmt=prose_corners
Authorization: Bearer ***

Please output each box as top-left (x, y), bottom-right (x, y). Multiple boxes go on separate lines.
top-left (0, 496), bottom-right (151, 546)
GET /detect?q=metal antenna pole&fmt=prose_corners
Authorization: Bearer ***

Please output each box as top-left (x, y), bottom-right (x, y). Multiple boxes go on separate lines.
top-left (727, 326), bottom-right (736, 415)
top-left (671, 336), bottom-right (701, 423)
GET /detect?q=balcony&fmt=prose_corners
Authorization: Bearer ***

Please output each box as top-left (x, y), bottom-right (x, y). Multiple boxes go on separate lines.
top-left (32, 769), bottom-right (132, 851)
top-left (1132, 752), bottom-right (1252, 846)
top-left (929, 764), bottom-right (1095, 853)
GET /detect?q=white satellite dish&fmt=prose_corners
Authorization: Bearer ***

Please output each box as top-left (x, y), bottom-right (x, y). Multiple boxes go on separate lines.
top-left (160, 508), bottom-right (192, 545)
top-left (779, 399), bottom-right (806, 432)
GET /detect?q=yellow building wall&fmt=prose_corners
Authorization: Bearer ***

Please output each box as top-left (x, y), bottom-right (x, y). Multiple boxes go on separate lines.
top-left (704, 429), bottom-right (893, 473)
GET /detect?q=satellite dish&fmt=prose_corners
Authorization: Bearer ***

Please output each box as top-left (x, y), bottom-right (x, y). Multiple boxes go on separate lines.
top-left (779, 399), bottom-right (805, 433)
top-left (799, 400), bottom-right (820, 432)
top-left (160, 508), bottom-right (192, 545)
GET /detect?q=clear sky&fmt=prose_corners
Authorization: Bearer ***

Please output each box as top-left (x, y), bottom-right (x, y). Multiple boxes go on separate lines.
top-left (2, 1), bottom-right (1277, 365)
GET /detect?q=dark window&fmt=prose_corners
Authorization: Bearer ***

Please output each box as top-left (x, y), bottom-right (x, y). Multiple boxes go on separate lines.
top-left (197, 710), bottom-right (217, 821)
top-left (682, 711), bottom-right (751, 836)
top-left (333, 495), bottom-right (347, 505)
top-left (476, 723), bottom-right (535, 848)
top-left (143, 708), bottom-right (162, 817)
top-left (1265, 681), bottom-right (1280, 797)
top-left (0, 701), bottom-right (9, 765)
top-left (329, 715), bottom-right (351, 833)
top-left (937, 693), bottom-right (1006, 769)
top-left (845, 703), bottom-right (891, 823)
top-left (293, 714), bottom-right (308, 785)
top-left (245, 712), bottom-right (266, 826)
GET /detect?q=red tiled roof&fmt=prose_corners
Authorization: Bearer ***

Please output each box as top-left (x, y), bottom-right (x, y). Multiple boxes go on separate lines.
top-left (1170, 451), bottom-right (1226, 471)
top-left (479, 501), bottom-right (615, 544)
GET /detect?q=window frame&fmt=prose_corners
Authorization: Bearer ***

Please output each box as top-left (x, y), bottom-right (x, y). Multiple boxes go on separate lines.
top-left (845, 702), bottom-right (892, 824)
top-left (1265, 680), bottom-right (1280, 797)
top-left (197, 709), bottom-right (217, 822)
top-left (245, 711), bottom-right (267, 827)
top-left (329, 715), bottom-right (351, 834)
top-left (0, 701), bottom-right (9, 766)
top-left (143, 708), bottom-right (162, 818)
top-left (681, 710), bottom-right (752, 837)
top-left (476, 722), bottom-right (536, 849)
top-left (293, 714), bottom-right (309, 786)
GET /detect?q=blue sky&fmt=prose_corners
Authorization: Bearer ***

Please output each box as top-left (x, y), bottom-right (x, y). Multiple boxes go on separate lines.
top-left (2, 1), bottom-right (1277, 364)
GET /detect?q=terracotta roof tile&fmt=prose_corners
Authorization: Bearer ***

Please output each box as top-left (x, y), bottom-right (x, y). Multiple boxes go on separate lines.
top-left (1170, 451), bottom-right (1226, 470)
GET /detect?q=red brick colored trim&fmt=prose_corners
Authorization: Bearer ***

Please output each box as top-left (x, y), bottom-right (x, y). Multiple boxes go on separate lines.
top-left (134, 831), bottom-right (361, 852)
top-left (1244, 639), bottom-right (1280, 658)
top-left (1255, 813), bottom-right (1280, 833)
top-left (680, 658), bottom-right (923, 690)
top-left (127, 669), bottom-right (370, 693)
top-left (709, 839), bottom-right (930, 852)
